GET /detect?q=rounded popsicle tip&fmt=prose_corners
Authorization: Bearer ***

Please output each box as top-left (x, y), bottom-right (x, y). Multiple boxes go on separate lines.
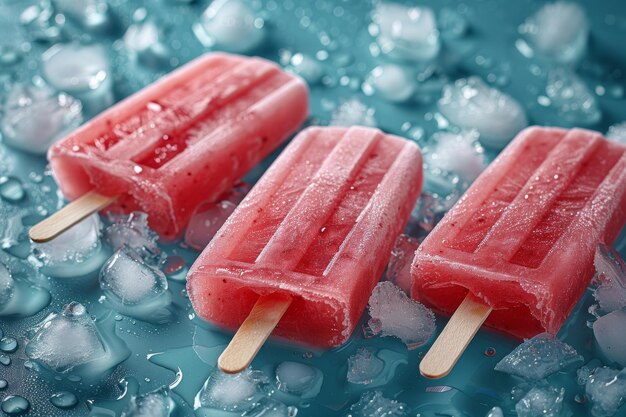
top-left (419, 359), bottom-right (453, 379)
top-left (217, 354), bottom-right (249, 375)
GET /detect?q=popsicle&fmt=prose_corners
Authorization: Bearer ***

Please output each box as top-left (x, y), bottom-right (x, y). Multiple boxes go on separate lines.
top-left (29, 52), bottom-right (309, 242)
top-left (413, 127), bottom-right (626, 378)
top-left (187, 126), bottom-right (423, 372)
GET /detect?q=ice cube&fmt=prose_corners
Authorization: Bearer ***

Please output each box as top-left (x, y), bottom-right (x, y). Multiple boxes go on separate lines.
top-left (347, 391), bottom-right (407, 417)
top-left (287, 53), bottom-right (324, 85)
top-left (99, 247), bottom-right (168, 306)
top-left (123, 9), bottom-right (170, 69)
top-left (41, 43), bottom-right (113, 114)
top-left (577, 366), bottom-right (626, 417)
top-left (33, 214), bottom-right (101, 264)
top-left (362, 64), bottom-right (415, 103)
top-left (370, 3), bottom-right (440, 62)
top-left (104, 212), bottom-right (163, 265)
top-left (242, 398), bottom-right (294, 417)
top-left (0, 83), bottom-right (82, 155)
top-left (607, 122), bottom-right (626, 143)
top-left (347, 347), bottom-right (384, 385)
top-left (515, 386), bottom-right (564, 417)
top-left (121, 387), bottom-right (173, 417)
top-left (193, 0), bottom-right (265, 53)
top-left (329, 98), bottom-right (377, 128)
top-left (518, 2), bottom-right (588, 64)
top-left (385, 234), bottom-right (419, 293)
top-left (494, 333), bottom-right (583, 380)
top-left (184, 200), bottom-right (237, 251)
top-left (53, 0), bottom-right (112, 33)
top-left (438, 77), bottom-right (528, 149)
top-left (20, 1), bottom-right (63, 42)
top-left (545, 67), bottom-right (601, 127)
top-left (423, 130), bottom-right (486, 186)
top-left (485, 407), bottom-right (504, 417)
top-left (0, 263), bottom-right (15, 307)
top-left (25, 302), bottom-right (106, 373)
top-left (367, 281), bottom-right (436, 349)
top-left (197, 368), bottom-right (268, 412)
top-left (593, 310), bottom-right (626, 367)
top-left (275, 361), bottom-right (323, 400)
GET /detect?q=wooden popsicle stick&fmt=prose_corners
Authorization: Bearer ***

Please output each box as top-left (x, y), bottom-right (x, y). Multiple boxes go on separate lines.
top-left (218, 293), bottom-right (293, 374)
top-left (419, 293), bottom-right (492, 379)
top-left (29, 191), bottom-right (118, 243)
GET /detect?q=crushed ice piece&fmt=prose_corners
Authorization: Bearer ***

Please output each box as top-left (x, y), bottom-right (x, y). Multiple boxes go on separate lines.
top-left (33, 214), bottom-right (101, 264)
top-left (275, 361), bottom-right (323, 401)
top-left (330, 98), bottom-right (376, 128)
top-left (0, 177), bottom-right (25, 203)
top-left (370, 3), bottom-right (440, 62)
top-left (577, 366), bottom-right (626, 417)
top-left (593, 310), bottom-right (626, 367)
top-left (494, 333), bottom-right (583, 380)
top-left (607, 122), bottom-right (626, 143)
top-left (515, 386), bottom-right (564, 417)
top-left (423, 130), bottom-right (487, 187)
top-left (193, 0), bottom-right (265, 53)
top-left (287, 53), bottom-right (324, 85)
top-left (545, 67), bottom-right (601, 127)
top-left (367, 281), bottom-right (435, 349)
top-left (184, 200), bottom-right (237, 251)
top-left (41, 43), bottom-right (113, 114)
top-left (0, 83), bottom-right (82, 155)
top-left (438, 77), bottom-right (528, 149)
top-left (104, 211), bottom-right (163, 265)
top-left (124, 9), bottom-right (170, 69)
top-left (20, 1), bottom-right (63, 42)
top-left (485, 407), bottom-right (504, 417)
top-left (518, 2), bottom-right (588, 64)
top-left (121, 386), bottom-right (173, 417)
top-left (0, 255), bottom-right (50, 317)
top-left (25, 302), bottom-right (105, 373)
top-left (99, 247), bottom-right (168, 306)
top-left (438, 8), bottom-right (468, 39)
top-left (593, 244), bottom-right (626, 313)
top-left (347, 347), bottom-right (384, 385)
top-left (385, 234), bottom-right (419, 293)
top-left (409, 192), bottom-right (455, 236)
top-left (347, 391), bottom-right (407, 417)
top-left (362, 64), bottom-right (415, 103)
top-left (197, 368), bottom-right (268, 412)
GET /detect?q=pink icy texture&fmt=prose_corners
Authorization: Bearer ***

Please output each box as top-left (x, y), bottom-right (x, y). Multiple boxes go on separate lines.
top-left (49, 53), bottom-right (308, 240)
top-left (411, 127), bottom-right (626, 339)
top-left (187, 126), bottom-right (423, 348)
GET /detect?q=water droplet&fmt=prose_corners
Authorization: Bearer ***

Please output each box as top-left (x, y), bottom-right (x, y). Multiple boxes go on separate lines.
top-left (50, 391), bottom-right (78, 409)
top-left (574, 393), bottom-right (586, 404)
top-left (0, 177), bottom-right (25, 202)
top-left (0, 337), bottom-right (18, 353)
top-left (1, 395), bottom-right (30, 415)
top-left (484, 347), bottom-right (496, 357)
top-left (0, 379), bottom-right (7, 390)
top-left (163, 255), bottom-right (186, 275)
top-left (0, 354), bottom-right (10, 366)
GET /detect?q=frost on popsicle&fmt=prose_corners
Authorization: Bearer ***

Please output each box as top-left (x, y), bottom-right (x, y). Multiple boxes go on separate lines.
top-left (346, 390), bottom-right (407, 417)
top-left (514, 386), bottom-right (565, 417)
top-left (99, 247), bottom-right (173, 324)
top-left (121, 386), bottom-right (173, 417)
top-left (369, 2), bottom-right (440, 62)
top-left (577, 366), bottom-right (626, 417)
top-left (367, 281), bottom-right (435, 349)
top-left (197, 368), bottom-right (269, 412)
top-left (494, 333), bottom-right (583, 380)
top-left (438, 77), bottom-right (528, 149)
top-left (25, 302), bottom-right (130, 379)
top-left (0, 83), bottom-right (82, 155)
top-left (517, 2), bottom-right (589, 64)
top-left (193, 0), bottom-right (265, 53)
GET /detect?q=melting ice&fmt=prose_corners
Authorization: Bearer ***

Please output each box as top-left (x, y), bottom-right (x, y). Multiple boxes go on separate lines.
top-left (330, 98), bottom-right (377, 128)
top-left (515, 386), bottom-right (565, 417)
top-left (121, 386), bottom-right (173, 417)
top-left (196, 368), bottom-right (268, 412)
top-left (578, 366), bottom-right (626, 417)
top-left (104, 211), bottom-right (163, 265)
top-left (593, 310), bottom-right (626, 367)
top-left (367, 281), bottom-right (435, 349)
top-left (592, 244), bottom-right (626, 314)
top-left (545, 67), bottom-right (601, 127)
top-left (274, 361), bottom-right (323, 403)
top-left (347, 391), bottom-right (407, 417)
